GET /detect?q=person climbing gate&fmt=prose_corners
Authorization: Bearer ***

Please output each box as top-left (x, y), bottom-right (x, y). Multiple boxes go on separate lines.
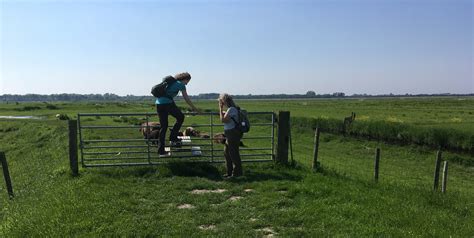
top-left (153, 72), bottom-right (199, 157)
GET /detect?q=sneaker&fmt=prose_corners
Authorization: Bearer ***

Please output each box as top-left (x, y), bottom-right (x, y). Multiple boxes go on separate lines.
top-left (159, 152), bottom-right (171, 158)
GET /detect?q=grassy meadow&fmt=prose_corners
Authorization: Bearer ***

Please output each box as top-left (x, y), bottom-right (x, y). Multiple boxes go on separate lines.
top-left (0, 97), bottom-right (473, 236)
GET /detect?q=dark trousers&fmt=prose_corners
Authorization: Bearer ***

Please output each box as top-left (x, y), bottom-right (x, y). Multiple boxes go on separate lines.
top-left (156, 103), bottom-right (184, 154)
top-left (224, 128), bottom-right (243, 176)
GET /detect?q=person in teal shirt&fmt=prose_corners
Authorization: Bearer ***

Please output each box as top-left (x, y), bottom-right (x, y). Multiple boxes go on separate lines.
top-left (156, 72), bottom-right (199, 157)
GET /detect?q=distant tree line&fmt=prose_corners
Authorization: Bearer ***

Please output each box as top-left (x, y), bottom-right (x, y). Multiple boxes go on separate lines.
top-left (1, 92), bottom-right (472, 102)
top-left (0, 93), bottom-right (151, 102)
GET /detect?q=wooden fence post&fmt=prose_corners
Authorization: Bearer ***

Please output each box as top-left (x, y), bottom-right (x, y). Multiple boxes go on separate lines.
top-left (312, 127), bottom-right (321, 170)
top-left (442, 161), bottom-right (448, 193)
top-left (276, 111), bottom-right (290, 164)
top-left (374, 148), bottom-right (380, 182)
top-left (0, 152), bottom-right (14, 199)
top-left (433, 151), bottom-right (442, 191)
top-left (69, 120), bottom-right (79, 176)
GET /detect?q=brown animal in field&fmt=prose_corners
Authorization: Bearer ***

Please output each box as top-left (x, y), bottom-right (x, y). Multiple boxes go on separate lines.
top-left (213, 133), bottom-right (245, 147)
top-left (184, 127), bottom-right (200, 137)
top-left (184, 126), bottom-right (210, 139)
top-left (213, 133), bottom-right (227, 144)
top-left (139, 122), bottom-right (161, 144)
top-left (344, 112), bottom-right (356, 125)
top-left (343, 112), bottom-right (356, 134)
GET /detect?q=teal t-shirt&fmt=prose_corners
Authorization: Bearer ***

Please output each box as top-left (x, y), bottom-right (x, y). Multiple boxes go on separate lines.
top-left (155, 80), bottom-right (186, 104)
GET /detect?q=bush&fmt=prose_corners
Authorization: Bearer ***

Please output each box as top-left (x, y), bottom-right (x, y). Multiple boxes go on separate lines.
top-left (16, 106), bottom-right (41, 111)
top-left (46, 104), bottom-right (59, 110)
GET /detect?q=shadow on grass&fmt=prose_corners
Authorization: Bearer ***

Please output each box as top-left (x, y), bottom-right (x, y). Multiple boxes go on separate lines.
top-left (164, 162), bottom-right (222, 180)
top-left (93, 161), bottom-right (304, 183)
top-left (93, 166), bottom-right (161, 179)
top-left (164, 161), bottom-right (304, 183)
top-left (223, 168), bottom-right (303, 184)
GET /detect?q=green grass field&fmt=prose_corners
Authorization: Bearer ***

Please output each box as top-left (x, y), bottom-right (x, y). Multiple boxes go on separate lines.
top-left (1, 97), bottom-right (473, 236)
top-left (2, 97), bottom-right (473, 132)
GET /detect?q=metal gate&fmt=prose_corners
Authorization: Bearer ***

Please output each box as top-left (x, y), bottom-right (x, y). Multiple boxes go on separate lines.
top-left (77, 112), bottom-right (275, 167)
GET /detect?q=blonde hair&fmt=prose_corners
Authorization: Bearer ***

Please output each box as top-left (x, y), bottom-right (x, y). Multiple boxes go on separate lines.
top-left (218, 93), bottom-right (237, 108)
top-left (174, 72), bottom-right (191, 81)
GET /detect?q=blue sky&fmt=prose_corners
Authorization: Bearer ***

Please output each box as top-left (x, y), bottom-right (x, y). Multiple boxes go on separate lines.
top-left (1, 0), bottom-right (472, 95)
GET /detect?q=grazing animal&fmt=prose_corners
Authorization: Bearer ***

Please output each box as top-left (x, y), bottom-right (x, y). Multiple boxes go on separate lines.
top-left (343, 112), bottom-right (356, 133)
top-left (184, 126), bottom-right (210, 139)
top-left (139, 122), bottom-right (161, 144)
top-left (55, 114), bottom-right (70, 120)
top-left (213, 133), bottom-right (227, 144)
top-left (213, 133), bottom-right (245, 147)
top-left (344, 112), bottom-right (356, 124)
top-left (184, 127), bottom-right (200, 137)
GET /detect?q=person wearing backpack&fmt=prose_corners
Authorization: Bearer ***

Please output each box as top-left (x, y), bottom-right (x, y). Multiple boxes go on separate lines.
top-left (218, 93), bottom-right (243, 177)
top-left (154, 72), bottom-right (199, 157)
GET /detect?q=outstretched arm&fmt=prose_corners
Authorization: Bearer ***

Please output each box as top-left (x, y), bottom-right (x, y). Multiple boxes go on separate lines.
top-left (181, 90), bottom-right (199, 112)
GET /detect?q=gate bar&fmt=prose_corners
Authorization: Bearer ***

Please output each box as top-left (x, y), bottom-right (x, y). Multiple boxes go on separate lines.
top-left (82, 136), bottom-right (271, 143)
top-left (83, 144), bottom-right (212, 149)
top-left (83, 159), bottom-right (273, 168)
top-left (82, 147), bottom-right (273, 156)
top-left (80, 123), bottom-right (274, 129)
top-left (85, 153), bottom-right (274, 161)
top-left (78, 112), bottom-right (273, 117)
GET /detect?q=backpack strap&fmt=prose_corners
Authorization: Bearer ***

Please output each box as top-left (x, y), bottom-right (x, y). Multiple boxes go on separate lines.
top-left (164, 76), bottom-right (177, 100)
top-left (230, 107), bottom-right (240, 129)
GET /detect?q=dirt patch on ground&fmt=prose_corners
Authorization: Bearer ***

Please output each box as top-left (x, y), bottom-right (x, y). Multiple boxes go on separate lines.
top-left (198, 224), bottom-right (216, 231)
top-left (244, 189), bottom-right (254, 192)
top-left (256, 227), bottom-right (278, 237)
top-left (190, 189), bottom-right (227, 194)
top-left (177, 204), bottom-right (195, 209)
top-left (228, 196), bottom-right (243, 202)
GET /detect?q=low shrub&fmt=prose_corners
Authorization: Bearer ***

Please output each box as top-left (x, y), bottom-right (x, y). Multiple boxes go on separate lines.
top-left (46, 104), bottom-right (59, 110)
top-left (16, 106), bottom-right (41, 111)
